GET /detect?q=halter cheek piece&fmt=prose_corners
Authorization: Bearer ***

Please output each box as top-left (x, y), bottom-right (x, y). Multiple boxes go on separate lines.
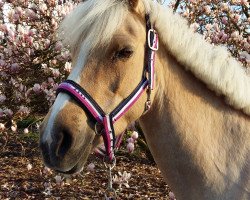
top-left (56, 14), bottom-right (159, 162)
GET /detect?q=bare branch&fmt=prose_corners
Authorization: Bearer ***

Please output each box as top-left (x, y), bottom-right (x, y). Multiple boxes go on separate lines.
top-left (174, 0), bottom-right (181, 13)
top-left (242, 5), bottom-right (249, 18)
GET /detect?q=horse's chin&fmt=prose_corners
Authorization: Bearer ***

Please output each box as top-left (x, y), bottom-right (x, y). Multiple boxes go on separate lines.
top-left (41, 144), bottom-right (92, 175)
top-left (55, 162), bottom-right (84, 174)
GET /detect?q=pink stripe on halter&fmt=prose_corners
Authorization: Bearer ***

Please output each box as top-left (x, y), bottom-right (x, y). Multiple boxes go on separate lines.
top-left (112, 80), bottom-right (148, 122)
top-left (103, 115), bottom-right (114, 161)
top-left (58, 83), bottom-right (103, 123)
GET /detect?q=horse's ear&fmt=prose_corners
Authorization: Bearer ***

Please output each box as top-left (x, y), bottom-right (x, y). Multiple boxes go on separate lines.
top-left (128, 0), bottom-right (139, 9)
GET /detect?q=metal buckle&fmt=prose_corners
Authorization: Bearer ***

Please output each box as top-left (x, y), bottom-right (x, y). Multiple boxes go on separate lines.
top-left (103, 156), bottom-right (116, 169)
top-left (148, 29), bottom-right (159, 51)
top-left (145, 100), bottom-right (151, 111)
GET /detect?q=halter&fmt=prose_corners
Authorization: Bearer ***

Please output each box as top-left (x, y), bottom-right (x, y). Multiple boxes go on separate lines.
top-left (56, 14), bottom-right (158, 162)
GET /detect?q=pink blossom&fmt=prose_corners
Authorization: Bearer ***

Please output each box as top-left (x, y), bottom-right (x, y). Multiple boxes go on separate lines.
top-left (55, 41), bottom-right (63, 52)
top-left (11, 125), bottom-right (17, 132)
top-left (87, 163), bottom-right (95, 172)
top-left (113, 171), bottom-right (131, 189)
top-left (0, 123), bottom-right (5, 131)
top-left (10, 63), bottom-right (20, 72)
top-left (17, 106), bottom-right (30, 116)
top-left (42, 167), bottom-right (53, 175)
top-left (25, 88), bottom-right (33, 97)
top-left (231, 31), bottom-right (239, 39)
top-left (51, 18), bottom-right (58, 30)
top-left (52, 83), bottom-right (58, 91)
top-left (190, 23), bottom-right (200, 31)
top-left (241, 0), bottom-right (249, 6)
top-left (220, 3), bottom-right (229, 11)
top-left (213, 23), bottom-right (220, 32)
top-left (8, 9), bottom-right (15, 22)
top-left (24, 128), bottom-right (29, 134)
top-left (182, 10), bottom-right (190, 17)
top-left (0, 59), bottom-right (6, 67)
top-left (169, 191), bottom-right (176, 200)
top-left (26, 9), bottom-right (37, 19)
top-left (19, 84), bottom-right (25, 92)
top-left (0, 24), bottom-right (8, 33)
top-left (4, 109), bottom-right (13, 117)
top-left (243, 42), bottom-right (250, 51)
top-left (64, 62), bottom-right (72, 72)
top-left (25, 35), bottom-right (34, 45)
top-left (51, 68), bottom-right (60, 78)
top-left (0, 0), bottom-right (4, 7)
top-left (189, 0), bottom-right (197, 3)
top-left (15, 7), bottom-right (23, 16)
top-left (204, 6), bottom-right (211, 15)
top-left (131, 131), bottom-right (139, 140)
top-left (61, 51), bottom-right (70, 60)
top-left (33, 83), bottom-right (41, 93)
top-left (27, 163), bottom-right (32, 170)
top-left (26, 48), bottom-right (34, 55)
top-left (39, 3), bottom-right (47, 13)
top-left (240, 51), bottom-right (250, 62)
top-left (221, 33), bottom-right (228, 42)
top-left (54, 175), bottom-right (63, 185)
top-left (48, 77), bottom-right (54, 84)
top-left (43, 182), bottom-right (52, 196)
top-left (205, 24), bottom-right (212, 31)
top-left (127, 137), bottom-right (134, 143)
top-left (0, 94), bottom-right (6, 103)
top-left (13, 13), bottom-right (20, 21)
top-left (44, 39), bottom-right (50, 49)
top-left (222, 17), bottom-right (228, 25)
top-left (233, 14), bottom-right (241, 23)
top-left (8, 29), bottom-right (15, 40)
top-left (33, 42), bottom-right (40, 50)
top-left (126, 142), bottom-right (135, 153)
top-left (28, 29), bottom-right (36, 37)
top-left (18, 26), bottom-right (25, 35)
top-left (44, 89), bottom-right (56, 102)
top-left (51, 59), bottom-right (57, 65)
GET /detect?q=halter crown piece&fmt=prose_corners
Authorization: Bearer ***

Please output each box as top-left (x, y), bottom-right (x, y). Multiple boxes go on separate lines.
top-left (56, 14), bottom-right (159, 162)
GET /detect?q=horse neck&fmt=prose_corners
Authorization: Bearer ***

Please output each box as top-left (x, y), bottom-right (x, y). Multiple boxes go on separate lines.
top-left (139, 46), bottom-right (250, 199)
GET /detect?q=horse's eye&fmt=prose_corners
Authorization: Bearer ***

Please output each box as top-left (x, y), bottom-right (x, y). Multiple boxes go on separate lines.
top-left (114, 47), bottom-right (133, 60)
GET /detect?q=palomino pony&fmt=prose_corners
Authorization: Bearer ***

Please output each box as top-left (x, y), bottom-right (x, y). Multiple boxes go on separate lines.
top-left (40, 0), bottom-right (250, 199)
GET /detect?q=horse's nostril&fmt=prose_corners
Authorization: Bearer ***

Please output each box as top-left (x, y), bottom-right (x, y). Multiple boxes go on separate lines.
top-left (57, 130), bottom-right (72, 157)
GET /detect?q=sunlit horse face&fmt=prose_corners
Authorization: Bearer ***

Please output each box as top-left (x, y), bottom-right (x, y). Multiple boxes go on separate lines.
top-left (40, 0), bottom-right (156, 173)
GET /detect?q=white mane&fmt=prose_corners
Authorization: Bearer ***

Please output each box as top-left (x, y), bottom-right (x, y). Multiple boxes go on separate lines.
top-left (59, 0), bottom-right (250, 115)
top-left (145, 1), bottom-right (250, 116)
top-left (58, 0), bottom-right (128, 53)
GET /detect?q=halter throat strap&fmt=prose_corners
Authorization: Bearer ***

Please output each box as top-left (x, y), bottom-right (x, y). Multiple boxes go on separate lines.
top-left (56, 14), bottom-right (158, 162)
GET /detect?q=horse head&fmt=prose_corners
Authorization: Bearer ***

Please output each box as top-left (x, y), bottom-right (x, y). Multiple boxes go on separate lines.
top-left (39, 0), bottom-right (160, 174)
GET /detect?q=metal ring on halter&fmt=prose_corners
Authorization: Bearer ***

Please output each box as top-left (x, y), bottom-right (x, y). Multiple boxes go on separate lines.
top-left (145, 100), bottom-right (151, 111)
top-left (94, 122), bottom-right (103, 135)
top-left (103, 156), bottom-right (116, 169)
top-left (148, 29), bottom-right (159, 51)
